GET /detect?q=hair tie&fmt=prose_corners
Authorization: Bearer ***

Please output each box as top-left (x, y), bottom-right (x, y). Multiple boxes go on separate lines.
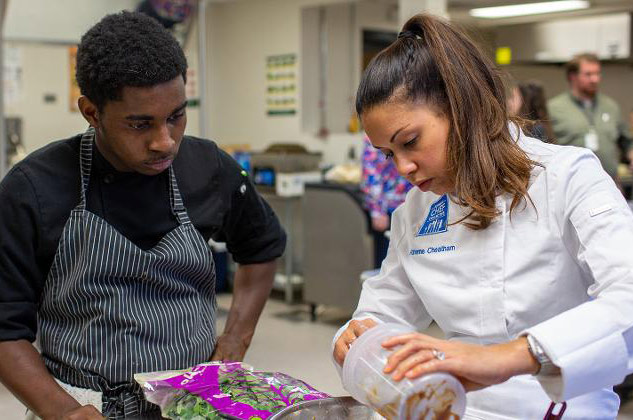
top-left (397, 30), bottom-right (421, 40)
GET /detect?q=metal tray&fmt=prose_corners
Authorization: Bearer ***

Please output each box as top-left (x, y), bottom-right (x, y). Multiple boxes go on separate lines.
top-left (269, 396), bottom-right (385, 420)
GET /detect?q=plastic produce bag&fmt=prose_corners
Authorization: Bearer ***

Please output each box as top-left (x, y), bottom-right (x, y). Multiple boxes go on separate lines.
top-left (135, 362), bottom-right (331, 419)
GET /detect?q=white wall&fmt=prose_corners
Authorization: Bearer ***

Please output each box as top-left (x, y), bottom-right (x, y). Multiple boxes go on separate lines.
top-left (3, 0), bottom-right (142, 152)
top-left (4, 0), bottom-right (140, 43)
top-left (4, 42), bottom-right (87, 152)
top-left (4, 7), bottom-right (201, 153)
top-left (182, 18), bottom-right (201, 139)
top-left (205, 0), bottom-right (398, 165)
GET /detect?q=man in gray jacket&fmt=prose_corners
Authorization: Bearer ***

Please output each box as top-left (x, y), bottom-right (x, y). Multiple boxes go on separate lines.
top-left (548, 53), bottom-right (632, 181)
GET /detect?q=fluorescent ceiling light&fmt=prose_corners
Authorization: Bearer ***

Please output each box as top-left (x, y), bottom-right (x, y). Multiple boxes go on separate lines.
top-left (469, 1), bottom-right (590, 19)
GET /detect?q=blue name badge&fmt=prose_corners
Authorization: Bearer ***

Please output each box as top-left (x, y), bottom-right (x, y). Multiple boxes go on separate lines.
top-left (416, 194), bottom-right (448, 237)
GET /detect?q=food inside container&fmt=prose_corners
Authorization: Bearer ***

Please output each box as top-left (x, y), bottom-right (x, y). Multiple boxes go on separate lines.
top-left (341, 323), bottom-right (466, 420)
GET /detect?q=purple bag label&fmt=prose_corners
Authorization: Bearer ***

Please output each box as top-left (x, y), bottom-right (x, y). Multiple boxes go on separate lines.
top-left (158, 363), bottom-right (330, 419)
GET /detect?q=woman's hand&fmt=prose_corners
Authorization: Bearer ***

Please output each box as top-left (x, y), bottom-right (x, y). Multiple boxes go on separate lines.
top-left (382, 333), bottom-right (540, 391)
top-left (333, 318), bottom-right (378, 366)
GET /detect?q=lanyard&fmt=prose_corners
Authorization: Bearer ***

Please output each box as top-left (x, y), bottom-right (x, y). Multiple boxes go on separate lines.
top-left (571, 93), bottom-right (596, 127)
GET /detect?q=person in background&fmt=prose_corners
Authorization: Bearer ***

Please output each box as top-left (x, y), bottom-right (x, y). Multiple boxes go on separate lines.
top-left (333, 13), bottom-right (633, 419)
top-left (0, 12), bottom-right (285, 419)
top-left (508, 80), bottom-right (556, 143)
top-left (548, 53), bottom-right (633, 182)
top-left (361, 136), bottom-right (412, 268)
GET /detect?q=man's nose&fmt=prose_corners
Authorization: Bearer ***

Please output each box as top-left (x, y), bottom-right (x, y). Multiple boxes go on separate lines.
top-left (149, 124), bottom-right (175, 153)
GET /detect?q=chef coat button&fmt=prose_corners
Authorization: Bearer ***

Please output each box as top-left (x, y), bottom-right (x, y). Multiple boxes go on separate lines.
top-left (104, 173), bottom-right (114, 184)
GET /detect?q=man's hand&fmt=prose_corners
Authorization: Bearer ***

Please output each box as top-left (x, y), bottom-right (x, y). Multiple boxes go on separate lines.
top-left (46, 405), bottom-right (104, 420)
top-left (381, 333), bottom-right (540, 392)
top-left (210, 333), bottom-right (248, 362)
top-left (333, 318), bottom-right (378, 366)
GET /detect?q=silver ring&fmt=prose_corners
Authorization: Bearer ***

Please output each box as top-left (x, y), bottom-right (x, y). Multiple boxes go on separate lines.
top-left (432, 349), bottom-right (445, 361)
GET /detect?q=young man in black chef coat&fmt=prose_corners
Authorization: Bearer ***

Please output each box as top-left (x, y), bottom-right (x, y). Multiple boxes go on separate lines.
top-left (0, 11), bottom-right (285, 419)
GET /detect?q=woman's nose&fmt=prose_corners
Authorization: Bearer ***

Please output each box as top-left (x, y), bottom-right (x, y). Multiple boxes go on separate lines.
top-left (394, 156), bottom-right (417, 177)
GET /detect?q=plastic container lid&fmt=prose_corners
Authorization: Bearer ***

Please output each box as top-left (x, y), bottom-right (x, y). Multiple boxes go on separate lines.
top-left (342, 323), bottom-right (466, 419)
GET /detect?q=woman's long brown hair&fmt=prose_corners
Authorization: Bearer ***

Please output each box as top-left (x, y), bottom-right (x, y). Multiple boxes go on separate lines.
top-left (356, 14), bottom-right (536, 230)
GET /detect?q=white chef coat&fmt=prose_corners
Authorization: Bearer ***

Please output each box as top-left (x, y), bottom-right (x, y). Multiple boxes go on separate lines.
top-left (334, 130), bottom-right (633, 419)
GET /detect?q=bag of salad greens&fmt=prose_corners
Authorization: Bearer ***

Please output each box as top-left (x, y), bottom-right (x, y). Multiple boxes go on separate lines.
top-left (134, 362), bottom-right (331, 419)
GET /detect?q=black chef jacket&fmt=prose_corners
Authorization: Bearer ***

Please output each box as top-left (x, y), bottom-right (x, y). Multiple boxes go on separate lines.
top-left (0, 133), bottom-right (286, 342)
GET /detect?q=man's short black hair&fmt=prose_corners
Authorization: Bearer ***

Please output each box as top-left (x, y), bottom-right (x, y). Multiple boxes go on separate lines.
top-left (76, 11), bottom-right (188, 110)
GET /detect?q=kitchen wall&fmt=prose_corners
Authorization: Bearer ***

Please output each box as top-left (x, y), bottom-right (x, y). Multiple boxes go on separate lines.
top-left (204, 0), bottom-right (399, 165)
top-left (4, 42), bottom-right (87, 152)
top-left (7, 1), bottom-right (632, 160)
top-left (3, 0), bottom-right (201, 154)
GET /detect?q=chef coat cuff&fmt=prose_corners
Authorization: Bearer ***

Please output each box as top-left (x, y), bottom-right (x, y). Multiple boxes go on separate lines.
top-left (525, 319), bottom-right (628, 402)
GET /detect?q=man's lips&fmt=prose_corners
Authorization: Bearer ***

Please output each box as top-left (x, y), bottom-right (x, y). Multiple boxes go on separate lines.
top-left (145, 157), bottom-right (173, 171)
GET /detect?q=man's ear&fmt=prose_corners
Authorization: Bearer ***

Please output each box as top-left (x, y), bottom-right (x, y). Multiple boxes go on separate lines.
top-left (78, 96), bottom-right (100, 128)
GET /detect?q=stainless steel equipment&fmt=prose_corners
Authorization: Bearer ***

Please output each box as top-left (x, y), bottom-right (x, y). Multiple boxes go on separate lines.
top-left (250, 143), bottom-right (322, 302)
top-left (250, 143), bottom-right (322, 178)
top-left (270, 396), bottom-right (385, 420)
top-left (302, 183), bottom-right (373, 319)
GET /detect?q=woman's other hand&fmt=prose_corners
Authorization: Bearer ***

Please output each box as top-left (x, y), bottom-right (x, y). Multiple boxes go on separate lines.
top-left (333, 318), bottom-right (378, 366)
top-left (382, 333), bottom-right (540, 391)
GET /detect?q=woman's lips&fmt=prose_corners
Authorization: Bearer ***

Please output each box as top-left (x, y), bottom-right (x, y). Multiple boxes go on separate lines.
top-left (417, 179), bottom-right (433, 192)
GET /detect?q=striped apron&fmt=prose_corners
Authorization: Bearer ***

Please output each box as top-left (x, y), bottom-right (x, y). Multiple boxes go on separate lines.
top-left (38, 128), bottom-right (216, 418)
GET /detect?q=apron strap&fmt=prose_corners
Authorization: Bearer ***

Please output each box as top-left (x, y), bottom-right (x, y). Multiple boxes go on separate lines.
top-left (78, 127), bottom-right (96, 211)
top-left (101, 385), bottom-right (161, 419)
top-left (168, 165), bottom-right (191, 225)
top-left (78, 127), bottom-right (191, 225)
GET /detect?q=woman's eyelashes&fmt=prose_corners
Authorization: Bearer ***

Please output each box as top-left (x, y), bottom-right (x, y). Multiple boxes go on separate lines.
top-left (381, 137), bottom-right (418, 159)
top-left (403, 136), bottom-right (418, 148)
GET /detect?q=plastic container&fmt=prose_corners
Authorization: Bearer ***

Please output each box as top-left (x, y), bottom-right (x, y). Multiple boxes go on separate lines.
top-left (342, 323), bottom-right (466, 420)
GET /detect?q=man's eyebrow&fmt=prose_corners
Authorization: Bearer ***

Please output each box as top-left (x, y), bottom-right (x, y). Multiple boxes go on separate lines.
top-left (124, 101), bottom-right (188, 121)
top-left (170, 101), bottom-right (188, 115)
top-left (125, 114), bottom-right (154, 121)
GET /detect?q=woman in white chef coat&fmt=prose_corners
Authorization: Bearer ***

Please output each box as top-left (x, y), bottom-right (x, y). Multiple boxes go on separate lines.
top-left (333, 13), bottom-right (633, 420)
